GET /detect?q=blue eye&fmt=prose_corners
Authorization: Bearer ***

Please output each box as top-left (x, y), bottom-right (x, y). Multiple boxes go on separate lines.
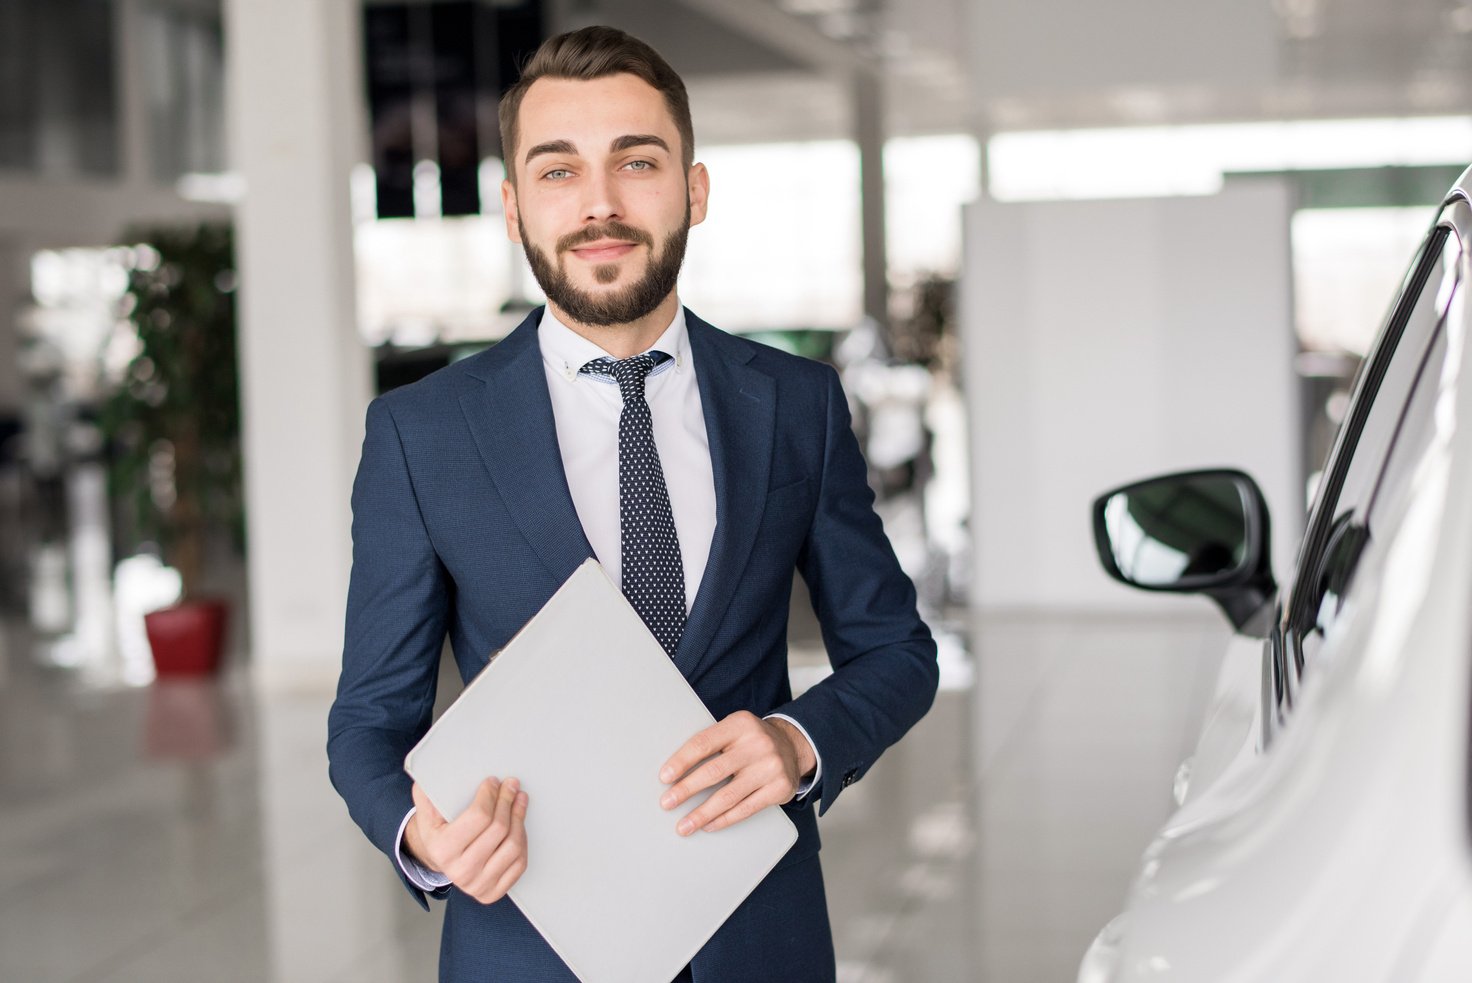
top-left (625, 160), bottom-right (652, 171)
top-left (543, 168), bottom-right (571, 181)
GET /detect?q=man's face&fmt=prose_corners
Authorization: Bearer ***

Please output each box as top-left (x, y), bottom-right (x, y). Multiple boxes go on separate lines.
top-left (502, 73), bottom-right (709, 327)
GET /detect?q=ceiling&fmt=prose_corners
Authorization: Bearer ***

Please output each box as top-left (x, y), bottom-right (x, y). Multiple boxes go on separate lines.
top-left (565, 0), bottom-right (1472, 146)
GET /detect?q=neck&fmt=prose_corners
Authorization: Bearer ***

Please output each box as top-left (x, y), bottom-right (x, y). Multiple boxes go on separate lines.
top-left (548, 292), bottom-right (680, 359)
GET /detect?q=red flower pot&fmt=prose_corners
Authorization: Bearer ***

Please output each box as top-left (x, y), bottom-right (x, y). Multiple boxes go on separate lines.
top-left (143, 599), bottom-right (229, 676)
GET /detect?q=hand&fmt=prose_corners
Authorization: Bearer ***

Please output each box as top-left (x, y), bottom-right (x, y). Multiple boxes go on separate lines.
top-left (405, 777), bottom-right (529, 904)
top-left (658, 712), bottom-right (816, 836)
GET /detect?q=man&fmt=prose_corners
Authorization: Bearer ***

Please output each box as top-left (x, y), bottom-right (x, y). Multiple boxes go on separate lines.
top-left (328, 25), bottom-right (938, 983)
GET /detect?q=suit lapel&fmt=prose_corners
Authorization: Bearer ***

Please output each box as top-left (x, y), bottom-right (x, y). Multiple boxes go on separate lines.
top-left (458, 308), bottom-right (776, 679)
top-left (673, 312), bottom-right (775, 679)
top-left (458, 311), bottom-right (595, 586)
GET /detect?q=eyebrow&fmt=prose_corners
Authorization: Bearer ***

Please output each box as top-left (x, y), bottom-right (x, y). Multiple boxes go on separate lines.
top-left (523, 134), bottom-right (671, 165)
top-left (524, 139), bottom-right (576, 164)
top-left (610, 134), bottom-right (670, 154)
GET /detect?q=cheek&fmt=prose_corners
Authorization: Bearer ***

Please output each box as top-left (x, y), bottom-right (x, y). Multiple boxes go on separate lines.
top-left (518, 208), bottom-right (561, 247)
top-left (644, 187), bottom-right (688, 223)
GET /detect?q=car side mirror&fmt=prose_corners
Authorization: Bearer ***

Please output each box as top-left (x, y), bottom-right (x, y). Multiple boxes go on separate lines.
top-left (1092, 468), bottom-right (1276, 634)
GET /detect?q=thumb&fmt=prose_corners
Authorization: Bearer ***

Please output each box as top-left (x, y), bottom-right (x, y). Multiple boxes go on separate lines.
top-left (411, 782), bottom-right (447, 828)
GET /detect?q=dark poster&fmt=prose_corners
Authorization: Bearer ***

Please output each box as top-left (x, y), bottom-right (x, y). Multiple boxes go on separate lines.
top-left (363, 4), bottom-right (419, 219)
top-left (364, 1), bottom-right (545, 220)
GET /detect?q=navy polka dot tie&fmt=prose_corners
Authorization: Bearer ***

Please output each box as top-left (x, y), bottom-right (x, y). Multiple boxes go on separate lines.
top-left (580, 353), bottom-right (686, 657)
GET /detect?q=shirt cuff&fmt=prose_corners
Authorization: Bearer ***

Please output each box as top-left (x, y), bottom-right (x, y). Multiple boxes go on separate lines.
top-left (764, 713), bottom-right (822, 799)
top-left (395, 808), bottom-right (452, 891)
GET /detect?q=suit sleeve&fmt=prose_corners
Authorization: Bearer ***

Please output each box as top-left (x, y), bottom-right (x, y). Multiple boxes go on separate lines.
top-left (769, 364), bottom-right (940, 815)
top-left (327, 396), bottom-right (450, 909)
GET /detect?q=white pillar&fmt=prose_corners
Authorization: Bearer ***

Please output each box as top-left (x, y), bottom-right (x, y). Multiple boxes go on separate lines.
top-left (114, 0), bottom-right (152, 188)
top-left (853, 69), bottom-right (888, 331)
top-left (224, 0), bottom-right (372, 690)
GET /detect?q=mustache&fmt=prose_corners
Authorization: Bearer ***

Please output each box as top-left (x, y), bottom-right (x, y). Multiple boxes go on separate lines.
top-left (556, 221), bottom-right (654, 253)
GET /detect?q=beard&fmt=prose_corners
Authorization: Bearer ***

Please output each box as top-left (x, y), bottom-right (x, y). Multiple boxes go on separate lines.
top-left (520, 209), bottom-right (690, 327)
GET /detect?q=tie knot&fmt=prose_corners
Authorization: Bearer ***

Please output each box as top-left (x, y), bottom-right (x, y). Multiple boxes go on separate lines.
top-left (580, 352), bottom-right (670, 399)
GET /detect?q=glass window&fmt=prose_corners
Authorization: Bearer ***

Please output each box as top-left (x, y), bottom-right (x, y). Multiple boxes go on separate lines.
top-left (1289, 225), bottom-right (1461, 666)
top-left (1336, 232), bottom-right (1459, 516)
top-left (142, 1), bottom-right (226, 182)
top-left (0, 0), bottom-right (119, 176)
top-left (1364, 289), bottom-right (1457, 533)
top-left (1304, 283), bottom-right (1458, 662)
top-left (0, 2), bottom-right (40, 170)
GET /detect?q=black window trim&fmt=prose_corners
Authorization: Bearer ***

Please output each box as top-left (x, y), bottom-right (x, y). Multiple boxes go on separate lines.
top-left (1289, 223), bottom-right (1448, 620)
top-left (1283, 223), bottom-right (1452, 634)
top-left (1266, 213), bottom-right (1464, 739)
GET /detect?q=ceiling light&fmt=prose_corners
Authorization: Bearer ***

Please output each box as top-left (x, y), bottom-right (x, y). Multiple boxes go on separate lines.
top-left (777, 0), bottom-right (858, 14)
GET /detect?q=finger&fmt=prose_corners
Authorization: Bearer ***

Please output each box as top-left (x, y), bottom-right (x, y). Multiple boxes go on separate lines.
top-left (466, 790), bottom-right (529, 900)
top-left (677, 774), bottom-right (762, 836)
top-left (435, 778), bottom-right (500, 858)
top-left (659, 715), bottom-right (745, 783)
top-left (699, 789), bottom-right (770, 834)
top-left (411, 783), bottom-right (447, 829)
top-left (452, 778), bottom-right (519, 880)
top-left (510, 789), bottom-right (529, 841)
top-left (481, 854), bottom-right (528, 905)
top-left (660, 748), bottom-right (744, 810)
top-left (480, 793), bottom-right (530, 886)
top-left (495, 777), bottom-right (519, 834)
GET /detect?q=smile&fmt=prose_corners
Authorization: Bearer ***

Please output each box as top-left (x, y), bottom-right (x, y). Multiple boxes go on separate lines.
top-left (567, 241), bottom-right (640, 263)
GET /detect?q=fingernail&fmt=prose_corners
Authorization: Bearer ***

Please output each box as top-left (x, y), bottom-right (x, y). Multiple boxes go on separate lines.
top-left (660, 767), bottom-right (674, 782)
top-left (505, 778), bottom-right (520, 794)
top-left (677, 819), bottom-right (694, 835)
top-left (660, 792), bottom-right (675, 809)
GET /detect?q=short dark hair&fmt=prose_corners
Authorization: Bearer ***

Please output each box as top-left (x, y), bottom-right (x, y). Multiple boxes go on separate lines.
top-left (498, 26), bottom-right (695, 181)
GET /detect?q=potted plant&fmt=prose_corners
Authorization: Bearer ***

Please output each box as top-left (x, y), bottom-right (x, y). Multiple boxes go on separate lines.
top-left (101, 222), bottom-right (243, 676)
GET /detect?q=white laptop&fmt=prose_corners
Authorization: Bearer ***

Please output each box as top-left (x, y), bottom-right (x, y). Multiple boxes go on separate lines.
top-left (405, 559), bottom-right (799, 983)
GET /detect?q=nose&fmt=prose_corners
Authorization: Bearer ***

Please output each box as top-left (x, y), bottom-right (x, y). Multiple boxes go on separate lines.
top-left (581, 167), bottom-right (623, 224)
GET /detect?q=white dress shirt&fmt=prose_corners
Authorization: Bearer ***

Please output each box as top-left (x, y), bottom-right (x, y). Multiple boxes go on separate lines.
top-left (538, 306), bottom-right (716, 609)
top-left (396, 304), bottom-right (820, 892)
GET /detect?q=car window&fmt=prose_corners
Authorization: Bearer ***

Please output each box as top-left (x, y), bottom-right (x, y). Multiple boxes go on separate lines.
top-left (1310, 318), bottom-right (1454, 641)
top-left (1364, 278), bottom-right (1459, 532)
top-left (1285, 225), bottom-right (1461, 679)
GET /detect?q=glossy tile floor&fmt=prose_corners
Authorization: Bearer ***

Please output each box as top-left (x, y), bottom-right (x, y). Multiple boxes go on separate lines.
top-left (0, 601), bottom-right (1225, 982)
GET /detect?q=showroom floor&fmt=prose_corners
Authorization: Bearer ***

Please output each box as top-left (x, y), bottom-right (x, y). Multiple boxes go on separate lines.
top-left (0, 602), bottom-right (1225, 982)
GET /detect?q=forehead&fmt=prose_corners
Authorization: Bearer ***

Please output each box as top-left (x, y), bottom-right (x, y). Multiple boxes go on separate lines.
top-left (516, 74), bottom-right (679, 154)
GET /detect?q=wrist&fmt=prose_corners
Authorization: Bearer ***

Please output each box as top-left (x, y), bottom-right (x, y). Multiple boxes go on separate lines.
top-left (402, 816), bottom-right (437, 873)
top-left (768, 717), bottom-right (817, 779)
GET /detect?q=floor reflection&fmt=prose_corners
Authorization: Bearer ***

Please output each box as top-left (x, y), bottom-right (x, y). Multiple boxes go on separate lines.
top-left (0, 603), bottom-right (1225, 982)
top-left (144, 678), bottom-right (233, 761)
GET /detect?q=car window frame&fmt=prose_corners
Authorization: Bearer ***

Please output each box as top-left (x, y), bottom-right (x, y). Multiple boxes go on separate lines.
top-left (1265, 212), bottom-right (1464, 742)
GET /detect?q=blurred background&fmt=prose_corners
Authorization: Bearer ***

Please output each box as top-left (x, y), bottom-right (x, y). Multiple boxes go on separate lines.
top-left (0, 0), bottom-right (1468, 980)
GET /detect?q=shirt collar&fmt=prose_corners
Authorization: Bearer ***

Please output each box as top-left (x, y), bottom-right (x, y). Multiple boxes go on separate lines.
top-left (538, 304), bottom-right (688, 383)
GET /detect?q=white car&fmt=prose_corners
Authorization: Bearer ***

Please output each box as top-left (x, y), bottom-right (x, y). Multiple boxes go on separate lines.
top-left (1080, 166), bottom-right (1472, 982)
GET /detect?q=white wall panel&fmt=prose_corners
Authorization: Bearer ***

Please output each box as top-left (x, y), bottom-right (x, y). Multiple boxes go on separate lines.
top-left (963, 179), bottom-right (1301, 612)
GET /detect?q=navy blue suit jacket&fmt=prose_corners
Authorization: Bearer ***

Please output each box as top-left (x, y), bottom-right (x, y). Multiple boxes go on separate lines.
top-left (328, 309), bottom-right (938, 981)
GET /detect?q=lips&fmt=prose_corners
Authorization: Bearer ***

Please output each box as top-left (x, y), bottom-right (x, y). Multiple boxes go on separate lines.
top-left (569, 240), bottom-right (638, 262)
top-left (557, 221), bottom-right (654, 260)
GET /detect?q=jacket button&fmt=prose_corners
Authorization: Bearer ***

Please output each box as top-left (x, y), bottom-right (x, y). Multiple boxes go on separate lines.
top-left (842, 770), bottom-right (856, 787)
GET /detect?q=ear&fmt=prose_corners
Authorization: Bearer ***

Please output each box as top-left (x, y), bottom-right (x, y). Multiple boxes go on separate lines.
top-left (501, 178), bottom-right (522, 243)
top-left (687, 162), bottom-right (710, 228)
